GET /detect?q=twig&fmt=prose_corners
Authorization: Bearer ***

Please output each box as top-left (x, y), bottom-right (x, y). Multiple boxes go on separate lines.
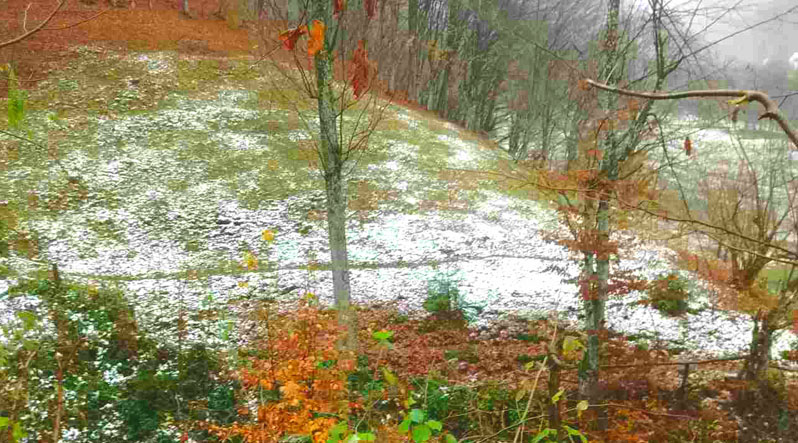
top-left (584, 79), bottom-right (798, 148)
top-left (43, 9), bottom-right (112, 31)
top-left (23, 3), bottom-right (33, 33)
top-left (603, 402), bottom-right (695, 420)
top-left (0, 0), bottom-right (67, 50)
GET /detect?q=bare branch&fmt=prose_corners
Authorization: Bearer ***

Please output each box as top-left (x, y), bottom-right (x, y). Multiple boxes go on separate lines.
top-left (43, 9), bottom-right (112, 31)
top-left (584, 79), bottom-right (798, 147)
top-left (0, 0), bottom-right (67, 50)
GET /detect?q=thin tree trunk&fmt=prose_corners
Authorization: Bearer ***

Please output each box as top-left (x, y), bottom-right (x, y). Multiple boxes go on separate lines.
top-left (548, 357), bottom-right (563, 442)
top-left (578, 0), bottom-right (620, 432)
top-left (53, 366), bottom-right (64, 443)
top-left (313, 0), bottom-right (358, 352)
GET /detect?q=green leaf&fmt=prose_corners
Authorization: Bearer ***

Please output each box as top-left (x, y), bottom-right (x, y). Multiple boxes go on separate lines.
top-left (0, 417), bottom-right (9, 430)
top-left (398, 416), bottom-right (412, 433)
top-left (409, 408), bottom-right (425, 423)
top-left (329, 421), bottom-right (348, 439)
top-left (444, 434), bottom-right (458, 443)
top-left (11, 422), bottom-right (27, 442)
top-left (382, 367), bottom-right (397, 386)
top-left (551, 388), bottom-right (564, 404)
top-left (16, 311), bottom-right (36, 330)
top-left (411, 424), bottom-right (432, 442)
top-left (727, 95), bottom-right (749, 106)
top-left (563, 335), bottom-right (584, 355)
top-left (356, 433), bottom-right (376, 441)
top-left (7, 67), bottom-right (25, 130)
top-left (425, 420), bottom-right (442, 431)
top-left (531, 429), bottom-right (555, 443)
top-left (563, 425), bottom-right (588, 443)
top-left (373, 330), bottom-right (393, 341)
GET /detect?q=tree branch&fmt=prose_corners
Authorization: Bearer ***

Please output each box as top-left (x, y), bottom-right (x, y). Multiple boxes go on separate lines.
top-left (0, 0), bottom-right (67, 50)
top-left (584, 79), bottom-right (798, 148)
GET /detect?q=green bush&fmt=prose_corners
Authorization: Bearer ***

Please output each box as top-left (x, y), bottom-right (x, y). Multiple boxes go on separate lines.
top-left (407, 376), bottom-right (472, 440)
top-left (422, 271), bottom-right (485, 324)
top-left (646, 273), bottom-right (689, 317)
top-left (1, 277), bottom-right (240, 443)
top-left (516, 333), bottom-right (542, 343)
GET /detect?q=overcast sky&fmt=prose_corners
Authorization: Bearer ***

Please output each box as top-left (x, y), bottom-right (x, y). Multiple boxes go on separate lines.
top-left (625, 0), bottom-right (798, 66)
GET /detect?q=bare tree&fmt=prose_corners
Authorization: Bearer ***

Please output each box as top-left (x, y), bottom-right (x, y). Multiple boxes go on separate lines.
top-left (252, 0), bottom-right (396, 351)
top-left (585, 48), bottom-right (798, 439)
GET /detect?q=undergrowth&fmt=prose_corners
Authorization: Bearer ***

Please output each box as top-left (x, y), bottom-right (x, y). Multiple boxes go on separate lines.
top-left (2, 273), bottom-right (795, 442)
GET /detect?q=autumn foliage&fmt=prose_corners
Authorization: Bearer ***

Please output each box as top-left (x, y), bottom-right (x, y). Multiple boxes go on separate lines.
top-left (278, 1), bottom-right (373, 99)
top-left (205, 295), bottom-right (356, 442)
top-left (350, 40), bottom-right (370, 99)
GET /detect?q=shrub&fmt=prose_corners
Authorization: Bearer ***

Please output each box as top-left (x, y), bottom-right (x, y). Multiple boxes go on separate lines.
top-left (202, 294), bottom-right (353, 443)
top-left (423, 272), bottom-right (460, 314)
top-left (1, 276), bottom-right (241, 443)
top-left (2, 278), bottom-right (143, 442)
top-left (422, 271), bottom-right (484, 325)
top-left (643, 273), bottom-right (689, 317)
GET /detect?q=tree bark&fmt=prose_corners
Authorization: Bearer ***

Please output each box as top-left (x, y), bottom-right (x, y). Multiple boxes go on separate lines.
top-left (741, 309), bottom-right (774, 385)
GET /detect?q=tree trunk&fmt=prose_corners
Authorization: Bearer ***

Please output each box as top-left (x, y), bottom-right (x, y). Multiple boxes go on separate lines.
top-left (578, 252), bottom-right (607, 430)
top-left (436, 66), bottom-right (450, 119)
top-left (742, 309), bottom-right (773, 385)
top-left (312, 0), bottom-right (358, 352)
top-left (738, 309), bottom-right (780, 442)
top-left (578, 0), bottom-right (620, 432)
top-left (548, 357), bottom-right (563, 442)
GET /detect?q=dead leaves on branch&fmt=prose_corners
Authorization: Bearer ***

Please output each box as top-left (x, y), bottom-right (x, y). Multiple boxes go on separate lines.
top-left (673, 248), bottom-right (783, 315)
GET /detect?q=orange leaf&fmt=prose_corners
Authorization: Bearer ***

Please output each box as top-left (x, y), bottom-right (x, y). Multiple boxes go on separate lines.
top-left (364, 0), bottom-right (377, 19)
top-left (350, 40), bottom-right (369, 98)
top-left (334, 0), bottom-right (346, 18)
top-left (307, 20), bottom-right (325, 56)
top-left (578, 79), bottom-right (591, 91)
top-left (279, 25), bottom-right (308, 50)
top-left (684, 137), bottom-right (692, 156)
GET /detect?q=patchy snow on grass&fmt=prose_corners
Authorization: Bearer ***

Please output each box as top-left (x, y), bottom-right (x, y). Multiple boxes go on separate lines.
top-left (2, 51), bottom-right (797, 364)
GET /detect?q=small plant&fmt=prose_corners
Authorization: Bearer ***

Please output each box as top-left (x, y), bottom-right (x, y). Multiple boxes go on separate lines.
top-left (516, 354), bottom-right (535, 364)
top-left (643, 273), bottom-right (689, 317)
top-left (516, 332), bottom-right (543, 343)
top-left (327, 330), bottom-right (460, 443)
top-left (203, 293), bottom-right (353, 442)
top-left (422, 271), bottom-right (484, 324)
top-left (423, 272), bottom-right (460, 314)
top-left (396, 408), bottom-right (451, 443)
